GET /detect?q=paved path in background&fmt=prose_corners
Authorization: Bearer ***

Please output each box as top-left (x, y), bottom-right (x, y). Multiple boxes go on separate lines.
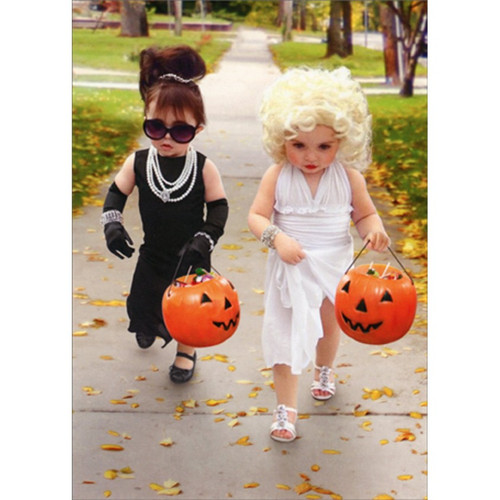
top-left (73, 29), bottom-right (428, 95)
top-left (73, 27), bottom-right (427, 500)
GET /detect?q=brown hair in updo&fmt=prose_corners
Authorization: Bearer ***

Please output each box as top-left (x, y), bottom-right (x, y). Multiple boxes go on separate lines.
top-left (139, 45), bottom-right (207, 126)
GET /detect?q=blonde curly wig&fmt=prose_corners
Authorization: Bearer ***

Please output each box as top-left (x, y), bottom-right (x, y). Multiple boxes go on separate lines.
top-left (260, 66), bottom-right (372, 171)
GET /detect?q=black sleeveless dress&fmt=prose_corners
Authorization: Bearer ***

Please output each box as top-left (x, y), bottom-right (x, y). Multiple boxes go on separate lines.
top-left (126, 148), bottom-right (210, 343)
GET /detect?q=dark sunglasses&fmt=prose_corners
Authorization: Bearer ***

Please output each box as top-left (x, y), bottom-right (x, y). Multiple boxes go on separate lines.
top-left (143, 119), bottom-right (197, 143)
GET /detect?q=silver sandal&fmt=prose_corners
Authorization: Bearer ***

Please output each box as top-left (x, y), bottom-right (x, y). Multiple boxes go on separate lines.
top-left (311, 364), bottom-right (336, 401)
top-left (270, 404), bottom-right (297, 442)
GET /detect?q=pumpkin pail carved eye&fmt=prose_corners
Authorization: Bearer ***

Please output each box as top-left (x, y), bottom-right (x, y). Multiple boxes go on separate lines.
top-left (341, 281), bottom-right (350, 293)
top-left (381, 290), bottom-right (393, 302)
top-left (356, 299), bottom-right (367, 312)
top-left (201, 293), bottom-right (212, 304)
top-left (224, 297), bottom-right (232, 309)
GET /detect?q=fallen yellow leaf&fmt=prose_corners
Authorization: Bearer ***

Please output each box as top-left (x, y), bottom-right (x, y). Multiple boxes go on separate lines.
top-left (322, 449), bottom-right (341, 455)
top-left (104, 470), bottom-right (117, 480)
top-left (294, 482), bottom-right (312, 494)
top-left (162, 480), bottom-right (179, 489)
top-left (104, 491), bottom-right (112, 498)
top-left (100, 444), bottom-right (124, 451)
top-left (276, 484), bottom-right (291, 490)
top-left (310, 464), bottom-right (320, 471)
top-left (410, 411), bottom-right (423, 419)
top-left (205, 398), bottom-right (228, 406)
top-left (221, 244), bottom-right (243, 250)
top-left (397, 474), bottom-right (413, 481)
top-left (100, 355), bottom-right (114, 360)
top-left (73, 330), bottom-right (88, 337)
top-left (380, 439), bottom-right (389, 445)
top-left (149, 483), bottom-right (164, 491)
top-left (361, 421), bottom-right (373, 431)
top-left (235, 435), bottom-right (252, 446)
top-left (354, 409), bottom-right (369, 417)
top-left (157, 487), bottom-right (182, 496)
top-left (89, 299), bottom-right (126, 307)
top-left (160, 438), bottom-right (174, 447)
top-left (243, 482), bottom-right (259, 488)
top-left (373, 495), bottom-right (394, 500)
top-left (395, 431), bottom-right (416, 442)
top-left (382, 386), bottom-right (394, 397)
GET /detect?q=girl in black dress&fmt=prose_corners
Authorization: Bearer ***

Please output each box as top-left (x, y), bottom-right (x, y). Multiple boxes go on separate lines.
top-left (101, 45), bottom-right (228, 383)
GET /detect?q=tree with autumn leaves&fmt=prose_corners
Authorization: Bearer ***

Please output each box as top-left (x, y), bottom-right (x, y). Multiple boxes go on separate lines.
top-left (113, 1), bottom-right (426, 97)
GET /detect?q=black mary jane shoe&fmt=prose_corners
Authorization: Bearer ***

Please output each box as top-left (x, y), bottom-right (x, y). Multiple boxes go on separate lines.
top-left (169, 351), bottom-right (197, 384)
top-left (135, 331), bottom-right (156, 349)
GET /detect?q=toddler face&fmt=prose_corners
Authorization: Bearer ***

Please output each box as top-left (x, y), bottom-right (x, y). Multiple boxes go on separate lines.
top-left (146, 100), bottom-right (200, 157)
top-left (284, 125), bottom-right (339, 175)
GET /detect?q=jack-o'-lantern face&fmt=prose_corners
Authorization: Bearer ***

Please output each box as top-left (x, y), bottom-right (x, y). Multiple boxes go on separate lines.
top-left (334, 264), bottom-right (417, 345)
top-left (162, 271), bottom-right (240, 347)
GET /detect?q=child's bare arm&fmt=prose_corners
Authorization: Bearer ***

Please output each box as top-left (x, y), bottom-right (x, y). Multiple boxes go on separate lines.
top-left (346, 168), bottom-right (390, 252)
top-left (248, 165), bottom-right (306, 264)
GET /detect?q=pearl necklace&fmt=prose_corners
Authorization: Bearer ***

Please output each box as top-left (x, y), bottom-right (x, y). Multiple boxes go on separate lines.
top-left (146, 145), bottom-right (197, 203)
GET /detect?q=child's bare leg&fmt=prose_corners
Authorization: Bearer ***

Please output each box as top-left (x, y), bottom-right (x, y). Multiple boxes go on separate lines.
top-left (271, 363), bottom-right (298, 440)
top-left (174, 343), bottom-right (196, 369)
top-left (313, 298), bottom-right (340, 398)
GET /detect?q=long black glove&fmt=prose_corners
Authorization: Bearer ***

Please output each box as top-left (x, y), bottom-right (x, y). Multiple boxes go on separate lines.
top-left (102, 182), bottom-right (135, 259)
top-left (178, 198), bottom-right (229, 268)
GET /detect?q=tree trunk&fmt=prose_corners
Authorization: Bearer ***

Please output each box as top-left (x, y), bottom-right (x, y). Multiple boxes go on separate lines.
top-left (380, 3), bottom-right (400, 85)
top-left (325, 1), bottom-right (345, 57)
top-left (299, 0), bottom-right (307, 31)
top-left (120, 0), bottom-right (149, 37)
top-left (384, 1), bottom-right (427, 97)
top-left (174, 0), bottom-right (183, 36)
top-left (282, 0), bottom-right (293, 41)
top-left (342, 1), bottom-right (352, 55)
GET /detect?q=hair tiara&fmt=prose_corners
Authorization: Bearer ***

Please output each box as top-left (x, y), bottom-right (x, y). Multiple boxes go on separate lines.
top-left (159, 73), bottom-right (200, 85)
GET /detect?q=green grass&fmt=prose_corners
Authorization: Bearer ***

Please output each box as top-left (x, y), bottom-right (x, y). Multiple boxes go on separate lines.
top-left (270, 41), bottom-right (427, 78)
top-left (368, 94), bottom-right (427, 231)
top-left (73, 28), bottom-right (231, 73)
top-left (72, 88), bottom-right (143, 210)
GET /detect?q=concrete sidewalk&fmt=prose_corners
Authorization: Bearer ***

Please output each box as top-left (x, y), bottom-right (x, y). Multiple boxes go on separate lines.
top-left (73, 27), bottom-right (427, 500)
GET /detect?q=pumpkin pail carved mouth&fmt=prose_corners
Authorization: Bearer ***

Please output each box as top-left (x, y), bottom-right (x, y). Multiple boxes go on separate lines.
top-left (213, 313), bottom-right (240, 332)
top-left (341, 313), bottom-right (382, 334)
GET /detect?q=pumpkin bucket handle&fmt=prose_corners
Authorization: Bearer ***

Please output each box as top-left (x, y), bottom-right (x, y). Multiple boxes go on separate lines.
top-left (171, 245), bottom-right (223, 286)
top-left (345, 240), bottom-right (414, 285)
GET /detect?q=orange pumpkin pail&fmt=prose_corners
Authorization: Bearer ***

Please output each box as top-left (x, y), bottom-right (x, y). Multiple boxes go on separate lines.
top-left (162, 269), bottom-right (240, 348)
top-left (334, 246), bottom-right (417, 345)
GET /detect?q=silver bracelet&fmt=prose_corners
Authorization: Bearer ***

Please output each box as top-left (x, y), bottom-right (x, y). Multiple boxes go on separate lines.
top-left (100, 210), bottom-right (123, 226)
top-left (194, 231), bottom-right (215, 252)
top-left (261, 224), bottom-right (282, 249)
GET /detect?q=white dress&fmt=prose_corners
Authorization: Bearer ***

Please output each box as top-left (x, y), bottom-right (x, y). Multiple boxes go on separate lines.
top-left (262, 161), bottom-right (354, 374)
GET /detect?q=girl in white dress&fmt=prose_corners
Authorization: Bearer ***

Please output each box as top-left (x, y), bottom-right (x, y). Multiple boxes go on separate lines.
top-left (248, 67), bottom-right (390, 442)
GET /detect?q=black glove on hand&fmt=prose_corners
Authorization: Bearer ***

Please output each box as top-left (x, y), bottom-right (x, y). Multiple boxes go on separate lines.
top-left (179, 233), bottom-right (211, 270)
top-left (104, 221), bottom-right (135, 259)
